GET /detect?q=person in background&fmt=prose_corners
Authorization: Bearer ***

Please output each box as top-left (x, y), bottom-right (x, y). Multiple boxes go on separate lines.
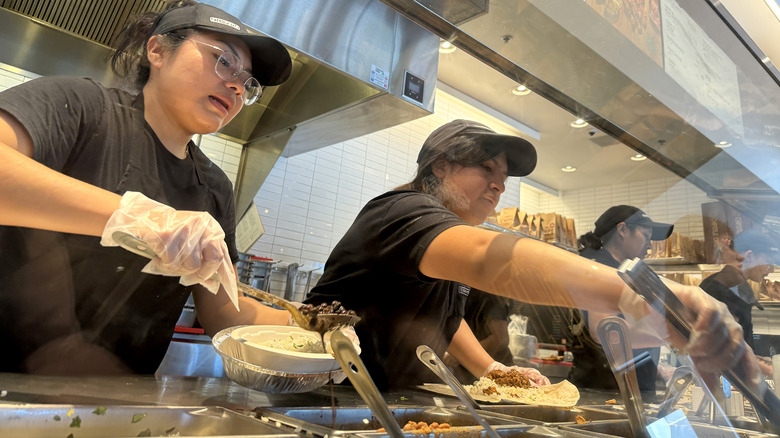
top-left (700, 229), bottom-right (777, 377)
top-left (305, 119), bottom-right (756, 391)
top-left (0, 1), bottom-right (295, 374)
top-left (446, 289), bottom-right (514, 383)
top-left (569, 205), bottom-right (673, 402)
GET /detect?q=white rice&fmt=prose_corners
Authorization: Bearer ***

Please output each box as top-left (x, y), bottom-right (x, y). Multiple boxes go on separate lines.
top-left (259, 335), bottom-right (324, 353)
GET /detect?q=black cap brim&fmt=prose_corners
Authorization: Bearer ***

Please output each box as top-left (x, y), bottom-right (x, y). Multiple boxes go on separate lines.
top-left (152, 4), bottom-right (292, 86)
top-left (475, 132), bottom-right (537, 177)
top-left (649, 223), bottom-right (674, 241)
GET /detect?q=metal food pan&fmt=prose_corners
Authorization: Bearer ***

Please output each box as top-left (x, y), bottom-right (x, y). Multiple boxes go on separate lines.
top-left (561, 419), bottom-right (778, 438)
top-left (468, 405), bottom-right (626, 425)
top-left (352, 423), bottom-right (607, 437)
top-left (0, 404), bottom-right (298, 438)
top-left (256, 406), bottom-right (526, 435)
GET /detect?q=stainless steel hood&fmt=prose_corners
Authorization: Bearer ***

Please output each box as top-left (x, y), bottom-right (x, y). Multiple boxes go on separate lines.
top-left (0, 0), bottom-right (440, 215)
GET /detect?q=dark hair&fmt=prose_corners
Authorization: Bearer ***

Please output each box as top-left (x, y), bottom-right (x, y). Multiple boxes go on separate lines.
top-left (398, 135), bottom-right (495, 197)
top-left (110, 0), bottom-right (197, 92)
top-left (578, 223), bottom-right (639, 253)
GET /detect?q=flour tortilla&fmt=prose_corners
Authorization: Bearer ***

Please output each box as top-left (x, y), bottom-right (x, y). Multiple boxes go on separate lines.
top-left (466, 378), bottom-right (580, 408)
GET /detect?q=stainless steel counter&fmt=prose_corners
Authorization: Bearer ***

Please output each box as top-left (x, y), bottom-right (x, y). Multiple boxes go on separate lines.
top-left (0, 373), bottom-right (620, 411)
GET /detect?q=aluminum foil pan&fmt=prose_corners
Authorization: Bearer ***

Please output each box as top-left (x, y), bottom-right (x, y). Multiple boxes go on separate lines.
top-left (212, 326), bottom-right (333, 394)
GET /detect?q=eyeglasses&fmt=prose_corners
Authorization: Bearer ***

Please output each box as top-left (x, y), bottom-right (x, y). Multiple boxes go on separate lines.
top-left (191, 39), bottom-right (262, 106)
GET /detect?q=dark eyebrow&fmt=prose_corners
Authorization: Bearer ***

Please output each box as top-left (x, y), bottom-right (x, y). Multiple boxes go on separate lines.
top-left (222, 41), bottom-right (253, 75)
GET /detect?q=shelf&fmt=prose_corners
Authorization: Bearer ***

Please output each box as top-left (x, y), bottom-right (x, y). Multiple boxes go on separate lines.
top-left (478, 223), bottom-right (578, 253)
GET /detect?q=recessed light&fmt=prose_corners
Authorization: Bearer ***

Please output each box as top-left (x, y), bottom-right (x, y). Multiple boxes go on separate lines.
top-left (715, 141), bottom-right (732, 148)
top-left (511, 85), bottom-right (531, 96)
top-left (561, 166), bottom-right (577, 172)
top-left (570, 118), bottom-right (588, 128)
top-left (630, 154), bottom-right (646, 161)
top-left (439, 41), bottom-right (456, 54)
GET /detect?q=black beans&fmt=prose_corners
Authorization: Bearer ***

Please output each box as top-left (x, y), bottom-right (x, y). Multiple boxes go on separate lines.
top-left (299, 300), bottom-right (357, 317)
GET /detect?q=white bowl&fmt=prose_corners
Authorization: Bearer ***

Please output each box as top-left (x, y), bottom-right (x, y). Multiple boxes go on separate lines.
top-left (229, 325), bottom-right (350, 374)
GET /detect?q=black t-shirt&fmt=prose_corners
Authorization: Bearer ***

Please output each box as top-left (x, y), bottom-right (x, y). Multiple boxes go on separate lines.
top-left (700, 275), bottom-right (755, 349)
top-left (569, 248), bottom-right (659, 398)
top-left (0, 77), bottom-right (238, 374)
top-left (306, 190), bottom-right (469, 390)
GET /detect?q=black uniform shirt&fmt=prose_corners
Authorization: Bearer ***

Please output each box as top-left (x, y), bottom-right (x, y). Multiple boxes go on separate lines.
top-left (306, 190), bottom-right (469, 390)
top-left (0, 77), bottom-right (237, 374)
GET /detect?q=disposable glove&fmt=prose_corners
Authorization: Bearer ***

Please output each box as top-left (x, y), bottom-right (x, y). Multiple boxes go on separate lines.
top-left (484, 361), bottom-right (551, 386)
top-left (100, 191), bottom-right (238, 309)
top-left (618, 278), bottom-right (759, 390)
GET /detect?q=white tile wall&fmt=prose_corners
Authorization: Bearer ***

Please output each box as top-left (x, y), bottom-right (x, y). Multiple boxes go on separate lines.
top-left (249, 88), bottom-right (711, 278)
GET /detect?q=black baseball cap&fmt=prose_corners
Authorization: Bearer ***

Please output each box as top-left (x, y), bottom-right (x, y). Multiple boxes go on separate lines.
top-left (594, 205), bottom-right (673, 241)
top-left (416, 119), bottom-right (537, 177)
top-left (734, 230), bottom-right (780, 264)
top-left (152, 3), bottom-right (292, 86)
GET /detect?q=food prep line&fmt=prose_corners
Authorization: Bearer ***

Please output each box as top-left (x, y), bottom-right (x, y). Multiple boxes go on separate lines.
top-left (0, 373), bottom-right (774, 437)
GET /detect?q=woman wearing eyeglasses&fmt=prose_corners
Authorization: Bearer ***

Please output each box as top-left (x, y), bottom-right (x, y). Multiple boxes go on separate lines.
top-left (0, 1), bottom-right (293, 374)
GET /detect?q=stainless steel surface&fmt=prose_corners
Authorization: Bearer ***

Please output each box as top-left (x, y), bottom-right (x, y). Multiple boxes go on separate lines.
top-left (256, 406), bottom-right (525, 435)
top-left (618, 258), bottom-right (780, 432)
top-left (329, 330), bottom-right (404, 437)
top-left (473, 405), bottom-right (626, 426)
top-left (212, 327), bottom-right (333, 394)
top-left (415, 345), bottom-right (500, 438)
top-left (655, 366), bottom-right (694, 418)
top-left (283, 263), bottom-right (298, 301)
top-left (562, 419), bottom-right (778, 438)
top-left (0, 404), bottom-right (296, 438)
top-left (156, 334), bottom-right (226, 378)
top-left (596, 317), bottom-right (648, 438)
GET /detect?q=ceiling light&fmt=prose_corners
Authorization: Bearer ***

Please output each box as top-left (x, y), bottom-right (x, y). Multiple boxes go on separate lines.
top-left (511, 85), bottom-right (531, 96)
top-left (766, 0), bottom-right (780, 22)
top-left (439, 41), bottom-right (456, 54)
top-left (570, 118), bottom-right (588, 128)
top-left (715, 141), bottom-right (732, 148)
top-left (630, 154), bottom-right (646, 161)
top-left (561, 166), bottom-right (577, 172)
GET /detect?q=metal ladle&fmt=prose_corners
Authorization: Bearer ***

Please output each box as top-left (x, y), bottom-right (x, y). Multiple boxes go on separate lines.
top-left (112, 231), bottom-right (360, 336)
top-left (329, 330), bottom-right (404, 438)
top-left (597, 316), bottom-right (649, 438)
top-left (416, 345), bottom-right (501, 438)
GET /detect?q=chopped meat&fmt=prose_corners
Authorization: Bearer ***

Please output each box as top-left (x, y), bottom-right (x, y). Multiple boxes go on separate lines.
top-left (486, 369), bottom-right (532, 389)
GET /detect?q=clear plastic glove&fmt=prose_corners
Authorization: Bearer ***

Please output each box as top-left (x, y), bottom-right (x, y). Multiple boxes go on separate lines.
top-left (100, 191), bottom-right (238, 309)
top-left (484, 361), bottom-right (551, 386)
top-left (619, 279), bottom-right (760, 389)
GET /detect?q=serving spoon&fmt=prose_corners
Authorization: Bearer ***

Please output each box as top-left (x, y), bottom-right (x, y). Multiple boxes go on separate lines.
top-left (112, 231), bottom-right (360, 336)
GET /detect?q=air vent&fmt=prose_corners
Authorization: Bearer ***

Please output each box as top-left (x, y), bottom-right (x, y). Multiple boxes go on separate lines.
top-left (0, 0), bottom-right (165, 47)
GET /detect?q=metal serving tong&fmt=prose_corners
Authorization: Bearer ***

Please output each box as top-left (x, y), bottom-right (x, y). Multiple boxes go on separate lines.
top-left (329, 330), bottom-right (404, 438)
top-left (416, 345), bottom-right (500, 438)
top-left (597, 316), bottom-right (649, 438)
top-left (654, 366), bottom-right (694, 419)
top-left (618, 258), bottom-right (780, 434)
top-left (112, 231), bottom-right (360, 336)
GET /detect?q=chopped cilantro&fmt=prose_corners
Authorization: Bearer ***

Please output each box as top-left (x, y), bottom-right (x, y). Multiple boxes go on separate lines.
top-left (53, 415), bottom-right (61, 421)
top-left (92, 406), bottom-right (107, 415)
top-left (131, 413), bottom-right (147, 424)
top-left (69, 416), bottom-right (81, 428)
top-left (137, 428), bottom-right (152, 437)
top-left (400, 396), bottom-right (409, 401)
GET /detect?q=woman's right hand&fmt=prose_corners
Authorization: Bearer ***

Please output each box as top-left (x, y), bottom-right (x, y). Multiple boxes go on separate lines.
top-left (100, 191), bottom-right (237, 305)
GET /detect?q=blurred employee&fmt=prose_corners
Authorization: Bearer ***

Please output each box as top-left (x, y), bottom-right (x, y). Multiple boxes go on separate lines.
top-left (571, 206), bottom-right (673, 401)
top-left (306, 119), bottom-right (757, 391)
top-left (700, 230), bottom-right (777, 348)
top-left (0, 1), bottom-right (294, 374)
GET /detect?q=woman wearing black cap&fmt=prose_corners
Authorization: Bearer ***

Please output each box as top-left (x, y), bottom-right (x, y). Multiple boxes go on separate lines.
top-left (570, 205), bottom-right (673, 401)
top-left (306, 119), bottom-right (757, 391)
top-left (0, 1), bottom-right (294, 374)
